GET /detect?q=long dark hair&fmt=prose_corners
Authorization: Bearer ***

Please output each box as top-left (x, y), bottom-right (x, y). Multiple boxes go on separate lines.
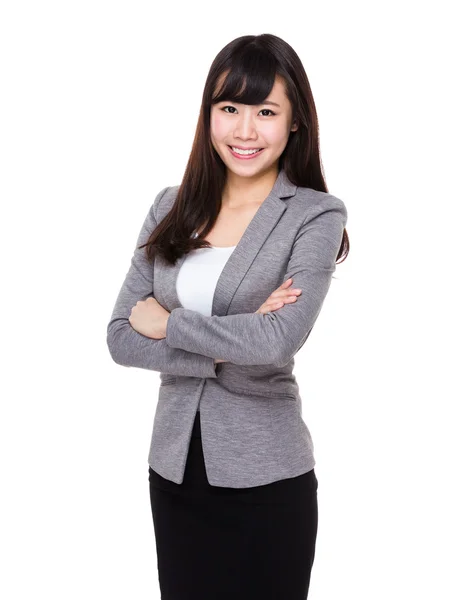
top-left (139, 33), bottom-right (350, 266)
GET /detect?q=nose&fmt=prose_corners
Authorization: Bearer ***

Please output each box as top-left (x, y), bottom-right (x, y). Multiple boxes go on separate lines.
top-left (233, 109), bottom-right (259, 141)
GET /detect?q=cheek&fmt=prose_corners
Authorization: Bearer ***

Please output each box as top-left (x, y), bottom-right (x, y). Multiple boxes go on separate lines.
top-left (211, 113), bottom-right (228, 140)
top-left (261, 122), bottom-right (290, 146)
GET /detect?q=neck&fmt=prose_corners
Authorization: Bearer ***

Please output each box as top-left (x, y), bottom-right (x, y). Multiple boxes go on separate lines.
top-left (222, 165), bottom-right (279, 209)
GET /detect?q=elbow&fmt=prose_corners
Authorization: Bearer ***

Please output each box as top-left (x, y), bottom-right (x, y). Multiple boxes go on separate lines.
top-left (272, 351), bottom-right (292, 369)
top-left (266, 344), bottom-right (290, 368)
top-left (106, 322), bottom-right (127, 366)
top-left (266, 332), bottom-right (292, 367)
top-left (273, 328), bottom-right (314, 368)
top-left (273, 344), bottom-right (299, 368)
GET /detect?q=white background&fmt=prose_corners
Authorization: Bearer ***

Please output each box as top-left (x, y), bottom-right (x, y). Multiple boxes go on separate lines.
top-left (1, 1), bottom-right (455, 598)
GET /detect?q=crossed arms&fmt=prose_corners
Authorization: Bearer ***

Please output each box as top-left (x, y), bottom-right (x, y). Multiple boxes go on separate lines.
top-left (106, 186), bottom-right (347, 376)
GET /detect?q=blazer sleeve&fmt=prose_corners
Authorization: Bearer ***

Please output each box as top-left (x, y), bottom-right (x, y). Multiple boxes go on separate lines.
top-left (165, 196), bottom-right (347, 368)
top-left (106, 186), bottom-right (218, 378)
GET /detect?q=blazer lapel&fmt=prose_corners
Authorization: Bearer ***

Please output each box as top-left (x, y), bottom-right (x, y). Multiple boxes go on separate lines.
top-left (160, 169), bottom-right (297, 317)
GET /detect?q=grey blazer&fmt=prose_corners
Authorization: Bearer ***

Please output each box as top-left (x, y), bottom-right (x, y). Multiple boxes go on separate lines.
top-left (107, 169), bottom-right (348, 488)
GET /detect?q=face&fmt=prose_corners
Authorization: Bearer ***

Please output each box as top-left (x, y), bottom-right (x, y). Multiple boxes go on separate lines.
top-left (210, 74), bottom-right (298, 178)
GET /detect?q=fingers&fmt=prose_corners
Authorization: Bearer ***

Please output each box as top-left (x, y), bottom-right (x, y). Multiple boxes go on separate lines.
top-left (259, 293), bottom-right (299, 314)
top-left (268, 280), bottom-right (302, 311)
top-left (271, 279), bottom-right (302, 302)
top-left (257, 279), bottom-right (302, 315)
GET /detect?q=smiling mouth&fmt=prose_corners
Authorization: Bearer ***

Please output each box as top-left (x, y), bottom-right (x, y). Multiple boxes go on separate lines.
top-left (227, 146), bottom-right (266, 160)
top-left (228, 146), bottom-right (264, 151)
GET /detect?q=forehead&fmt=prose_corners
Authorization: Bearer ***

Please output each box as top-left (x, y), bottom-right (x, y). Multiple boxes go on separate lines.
top-left (213, 70), bottom-right (288, 106)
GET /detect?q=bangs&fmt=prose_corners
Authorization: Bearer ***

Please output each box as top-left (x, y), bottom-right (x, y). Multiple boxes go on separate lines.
top-left (212, 50), bottom-right (278, 106)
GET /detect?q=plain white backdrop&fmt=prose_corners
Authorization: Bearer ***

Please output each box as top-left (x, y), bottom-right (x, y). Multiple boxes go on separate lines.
top-left (1, 1), bottom-right (455, 598)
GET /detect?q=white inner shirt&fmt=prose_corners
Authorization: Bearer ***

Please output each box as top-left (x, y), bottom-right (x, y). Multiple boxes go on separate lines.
top-left (176, 232), bottom-right (237, 316)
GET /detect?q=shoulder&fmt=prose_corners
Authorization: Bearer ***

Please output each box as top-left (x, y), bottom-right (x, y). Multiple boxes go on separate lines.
top-left (291, 186), bottom-right (348, 226)
top-left (150, 184), bottom-right (348, 226)
top-left (150, 185), bottom-right (180, 223)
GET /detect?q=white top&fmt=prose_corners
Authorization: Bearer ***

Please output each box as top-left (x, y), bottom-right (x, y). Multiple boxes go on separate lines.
top-left (176, 232), bottom-right (237, 316)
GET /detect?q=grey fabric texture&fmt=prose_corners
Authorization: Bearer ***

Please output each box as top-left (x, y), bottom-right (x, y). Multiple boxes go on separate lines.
top-left (107, 169), bottom-right (348, 488)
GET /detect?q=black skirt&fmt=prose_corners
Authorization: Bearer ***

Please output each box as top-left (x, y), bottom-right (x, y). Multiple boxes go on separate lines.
top-left (149, 410), bottom-right (318, 600)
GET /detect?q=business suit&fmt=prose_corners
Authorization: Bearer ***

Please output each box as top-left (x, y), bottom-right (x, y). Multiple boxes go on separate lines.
top-left (107, 168), bottom-right (347, 488)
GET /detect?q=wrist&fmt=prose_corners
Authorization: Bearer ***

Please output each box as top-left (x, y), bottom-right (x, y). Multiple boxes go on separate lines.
top-left (163, 313), bottom-right (170, 338)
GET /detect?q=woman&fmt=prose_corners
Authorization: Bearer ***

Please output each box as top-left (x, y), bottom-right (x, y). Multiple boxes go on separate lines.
top-left (107, 33), bottom-right (349, 600)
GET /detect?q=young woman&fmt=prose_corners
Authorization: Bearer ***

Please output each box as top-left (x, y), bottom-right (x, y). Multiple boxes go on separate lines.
top-left (107, 33), bottom-right (349, 600)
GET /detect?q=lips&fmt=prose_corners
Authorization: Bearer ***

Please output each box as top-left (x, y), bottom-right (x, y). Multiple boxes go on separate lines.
top-left (228, 146), bottom-right (264, 151)
top-left (227, 145), bottom-right (266, 160)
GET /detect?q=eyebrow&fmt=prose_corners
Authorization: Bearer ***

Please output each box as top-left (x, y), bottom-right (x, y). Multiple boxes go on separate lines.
top-left (219, 99), bottom-right (281, 108)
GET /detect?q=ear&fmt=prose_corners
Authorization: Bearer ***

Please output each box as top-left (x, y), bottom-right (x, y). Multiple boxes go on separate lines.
top-left (290, 121), bottom-right (298, 132)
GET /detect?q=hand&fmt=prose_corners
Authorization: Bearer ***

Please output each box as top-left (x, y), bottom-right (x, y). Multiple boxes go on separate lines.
top-left (255, 278), bottom-right (302, 314)
top-left (129, 297), bottom-right (170, 339)
top-left (214, 279), bottom-right (301, 364)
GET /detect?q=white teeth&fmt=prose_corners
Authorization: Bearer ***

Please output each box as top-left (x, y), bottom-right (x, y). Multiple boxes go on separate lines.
top-left (231, 146), bottom-right (262, 155)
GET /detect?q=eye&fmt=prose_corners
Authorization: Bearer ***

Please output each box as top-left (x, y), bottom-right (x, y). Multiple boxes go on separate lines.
top-left (221, 106), bottom-right (276, 117)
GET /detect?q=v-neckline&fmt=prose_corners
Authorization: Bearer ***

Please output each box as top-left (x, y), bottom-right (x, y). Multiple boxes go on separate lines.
top-left (157, 169), bottom-right (297, 317)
